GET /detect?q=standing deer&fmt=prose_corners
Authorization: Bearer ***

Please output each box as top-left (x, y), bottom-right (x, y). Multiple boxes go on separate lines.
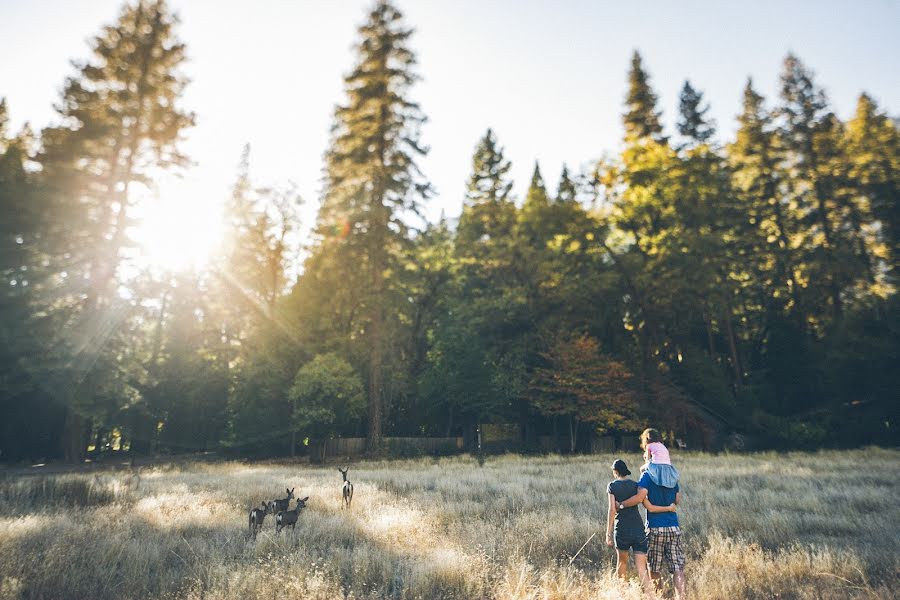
top-left (248, 501), bottom-right (271, 537)
top-left (275, 496), bottom-right (309, 533)
top-left (270, 487), bottom-right (295, 514)
top-left (339, 467), bottom-right (353, 510)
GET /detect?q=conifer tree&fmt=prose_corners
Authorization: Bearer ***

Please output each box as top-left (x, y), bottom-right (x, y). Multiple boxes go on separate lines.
top-left (677, 80), bottom-right (716, 145)
top-left (524, 162), bottom-right (550, 210)
top-left (457, 128), bottom-right (516, 246)
top-left (37, 0), bottom-right (194, 461)
top-left (519, 162), bottom-right (551, 245)
top-left (555, 164), bottom-right (578, 204)
top-left (729, 79), bottom-right (798, 314)
top-left (844, 93), bottom-right (900, 278)
top-left (313, 0), bottom-right (431, 450)
top-left (777, 53), bottom-right (850, 319)
top-left (623, 51), bottom-right (665, 141)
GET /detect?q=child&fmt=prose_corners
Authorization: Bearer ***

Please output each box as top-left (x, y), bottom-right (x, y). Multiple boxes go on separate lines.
top-left (640, 428), bottom-right (679, 488)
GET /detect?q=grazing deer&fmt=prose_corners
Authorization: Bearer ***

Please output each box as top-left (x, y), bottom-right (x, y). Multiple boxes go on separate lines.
top-left (270, 487), bottom-right (295, 514)
top-left (339, 467), bottom-right (353, 510)
top-left (248, 501), bottom-right (270, 537)
top-left (275, 496), bottom-right (309, 533)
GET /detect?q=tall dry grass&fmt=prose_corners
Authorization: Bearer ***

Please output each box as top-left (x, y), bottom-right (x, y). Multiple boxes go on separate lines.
top-left (0, 448), bottom-right (897, 599)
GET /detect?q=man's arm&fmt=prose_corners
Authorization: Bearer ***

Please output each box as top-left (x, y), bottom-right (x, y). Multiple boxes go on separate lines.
top-left (642, 498), bottom-right (677, 512)
top-left (619, 486), bottom-right (647, 508)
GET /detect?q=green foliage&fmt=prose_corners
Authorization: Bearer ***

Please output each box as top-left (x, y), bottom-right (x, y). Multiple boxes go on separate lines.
top-left (289, 353), bottom-right (365, 439)
top-left (1, 2), bottom-right (897, 462)
top-left (307, 0), bottom-right (431, 449)
top-left (677, 80), bottom-right (716, 144)
top-left (623, 50), bottom-right (665, 141)
top-left (528, 333), bottom-right (640, 451)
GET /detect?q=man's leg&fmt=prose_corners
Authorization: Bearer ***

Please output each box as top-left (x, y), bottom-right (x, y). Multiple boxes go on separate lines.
top-left (647, 528), bottom-right (663, 590)
top-left (673, 569), bottom-right (686, 599)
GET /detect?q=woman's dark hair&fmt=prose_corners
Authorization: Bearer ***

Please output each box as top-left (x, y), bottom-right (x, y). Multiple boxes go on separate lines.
top-left (612, 459), bottom-right (631, 476)
top-left (640, 428), bottom-right (662, 448)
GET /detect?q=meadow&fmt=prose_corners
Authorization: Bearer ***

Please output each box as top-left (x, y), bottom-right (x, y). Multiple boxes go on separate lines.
top-left (0, 448), bottom-right (897, 599)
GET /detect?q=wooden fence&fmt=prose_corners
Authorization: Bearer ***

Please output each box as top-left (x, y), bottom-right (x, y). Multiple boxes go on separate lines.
top-left (311, 436), bottom-right (464, 461)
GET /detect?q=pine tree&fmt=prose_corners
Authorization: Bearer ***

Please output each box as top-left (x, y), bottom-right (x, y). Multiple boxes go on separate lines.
top-left (555, 164), bottom-right (578, 204)
top-left (623, 51), bottom-right (665, 141)
top-left (37, 0), bottom-right (194, 461)
top-left (844, 93), bottom-right (900, 279)
top-left (777, 53), bottom-right (850, 319)
top-left (457, 128), bottom-right (516, 246)
top-left (729, 79), bottom-right (798, 317)
top-left (518, 161), bottom-right (551, 244)
top-left (677, 80), bottom-right (716, 145)
top-left (314, 0), bottom-right (431, 450)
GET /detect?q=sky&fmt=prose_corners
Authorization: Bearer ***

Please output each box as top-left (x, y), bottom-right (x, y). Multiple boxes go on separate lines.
top-left (1, 0), bottom-right (899, 236)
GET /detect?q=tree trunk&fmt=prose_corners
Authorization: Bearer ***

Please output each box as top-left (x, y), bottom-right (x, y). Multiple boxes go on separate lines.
top-left (703, 310), bottom-right (716, 356)
top-left (290, 395), bottom-right (297, 458)
top-left (444, 404), bottom-right (455, 438)
top-left (568, 414), bottom-right (577, 454)
top-left (723, 306), bottom-right (744, 387)
top-left (367, 307), bottom-right (383, 452)
top-left (62, 408), bottom-right (88, 463)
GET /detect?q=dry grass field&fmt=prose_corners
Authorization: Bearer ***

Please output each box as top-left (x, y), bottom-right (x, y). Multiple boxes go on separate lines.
top-left (0, 448), bottom-right (897, 599)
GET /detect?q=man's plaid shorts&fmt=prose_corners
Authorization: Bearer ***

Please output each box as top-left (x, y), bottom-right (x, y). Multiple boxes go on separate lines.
top-left (648, 526), bottom-right (686, 573)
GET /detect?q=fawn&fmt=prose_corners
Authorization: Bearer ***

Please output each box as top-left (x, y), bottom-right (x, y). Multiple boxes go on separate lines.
top-left (339, 467), bottom-right (354, 510)
top-left (248, 501), bottom-right (270, 537)
top-left (270, 487), bottom-right (295, 514)
top-left (275, 496), bottom-right (309, 533)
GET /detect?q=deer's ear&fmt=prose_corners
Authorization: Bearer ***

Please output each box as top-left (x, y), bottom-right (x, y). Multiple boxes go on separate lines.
top-left (301, 496), bottom-right (309, 502)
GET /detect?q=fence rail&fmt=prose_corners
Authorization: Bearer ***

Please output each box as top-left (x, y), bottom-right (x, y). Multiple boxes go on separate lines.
top-left (312, 436), bottom-right (464, 461)
top-left (310, 433), bottom-right (640, 462)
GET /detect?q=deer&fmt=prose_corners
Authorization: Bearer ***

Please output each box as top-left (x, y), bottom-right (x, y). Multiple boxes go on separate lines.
top-left (248, 501), bottom-right (271, 537)
top-left (269, 487), bottom-right (295, 515)
top-left (339, 467), bottom-right (353, 510)
top-left (275, 496), bottom-right (309, 533)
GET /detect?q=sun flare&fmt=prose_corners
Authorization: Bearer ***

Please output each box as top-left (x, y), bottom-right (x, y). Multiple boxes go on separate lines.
top-left (130, 186), bottom-right (225, 274)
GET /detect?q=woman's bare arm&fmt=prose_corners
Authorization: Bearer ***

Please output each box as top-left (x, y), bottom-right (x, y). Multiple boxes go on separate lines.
top-left (606, 493), bottom-right (616, 546)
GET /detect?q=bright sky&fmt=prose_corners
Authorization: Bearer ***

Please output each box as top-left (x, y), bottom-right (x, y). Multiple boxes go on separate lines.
top-left (2, 0), bottom-right (899, 236)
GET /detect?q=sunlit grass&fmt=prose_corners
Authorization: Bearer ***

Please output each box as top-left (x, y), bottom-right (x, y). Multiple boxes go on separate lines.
top-left (0, 449), bottom-right (896, 599)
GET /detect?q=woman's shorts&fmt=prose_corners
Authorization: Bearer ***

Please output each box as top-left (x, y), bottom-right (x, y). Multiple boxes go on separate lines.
top-left (615, 528), bottom-right (649, 554)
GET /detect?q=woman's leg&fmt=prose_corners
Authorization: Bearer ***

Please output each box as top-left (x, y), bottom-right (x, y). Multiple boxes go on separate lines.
top-left (615, 549), bottom-right (630, 579)
top-left (634, 553), bottom-right (659, 600)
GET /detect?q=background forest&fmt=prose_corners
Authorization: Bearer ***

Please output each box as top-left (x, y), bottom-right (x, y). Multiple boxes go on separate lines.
top-left (1, 0), bottom-right (897, 463)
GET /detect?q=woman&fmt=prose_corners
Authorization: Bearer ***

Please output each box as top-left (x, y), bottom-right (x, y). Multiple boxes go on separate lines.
top-left (606, 458), bottom-right (675, 597)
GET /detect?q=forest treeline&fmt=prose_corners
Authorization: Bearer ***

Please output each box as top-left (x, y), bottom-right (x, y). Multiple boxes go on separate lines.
top-left (1, 1), bottom-right (897, 462)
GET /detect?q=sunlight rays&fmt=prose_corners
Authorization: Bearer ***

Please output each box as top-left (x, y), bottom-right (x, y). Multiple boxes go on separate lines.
top-left (128, 184), bottom-right (225, 275)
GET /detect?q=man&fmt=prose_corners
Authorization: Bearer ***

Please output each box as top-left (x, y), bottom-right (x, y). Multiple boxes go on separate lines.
top-left (618, 462), bottom-right (686, 599)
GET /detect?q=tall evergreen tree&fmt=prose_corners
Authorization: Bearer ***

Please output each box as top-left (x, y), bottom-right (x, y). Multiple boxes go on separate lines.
top-left (518, 161), bottom-right (551, 245)
top-left (555, 164), bottom-right (578, 204)
top-left (777, 53), bottom-right (851, 320)
top-left (729, 78), bottom-right (798, 314)
top-left (677, 80), bottom-right (716, 145)
top-left (623, 51), bottom-right (665, 141)
top-left (843, 93), bottom-right (900, 279)
top-left (37, 0), bottom-right (194, 461)
top-left (457, 128), bottom-right (516, 246)
top-left (313, 0), bottom-right (431, 450)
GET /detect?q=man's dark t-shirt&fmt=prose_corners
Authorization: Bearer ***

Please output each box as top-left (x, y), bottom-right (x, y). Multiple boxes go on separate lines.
top-left (607, 479), bottom-right (644, 533)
